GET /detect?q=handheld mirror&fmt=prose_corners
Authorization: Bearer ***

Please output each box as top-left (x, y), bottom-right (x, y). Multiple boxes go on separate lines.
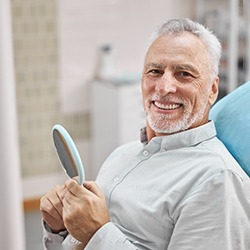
top-left (52, 124), bottom-right (85, 185)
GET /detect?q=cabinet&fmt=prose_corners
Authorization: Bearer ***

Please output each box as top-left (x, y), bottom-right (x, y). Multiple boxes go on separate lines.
top-left (195, 0), bottom-right (249, 98)
top-left (90, 81), bottom-right (145, 178)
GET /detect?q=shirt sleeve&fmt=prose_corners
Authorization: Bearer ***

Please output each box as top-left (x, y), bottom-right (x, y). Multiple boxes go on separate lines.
top-left (167, 170), bottom-right (250, 250)
top-left (84, 222), bottom-right (139, 250)
top-left (42, 220), bottom-right (140, 249)
top-left (42, 220), bottom-right (68, 249)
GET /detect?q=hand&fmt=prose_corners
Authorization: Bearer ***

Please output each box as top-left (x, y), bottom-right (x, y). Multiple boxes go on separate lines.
top-left (40, 184), bottom-right (66, 233)
top-left (62, 179), bottom-right (110, 246)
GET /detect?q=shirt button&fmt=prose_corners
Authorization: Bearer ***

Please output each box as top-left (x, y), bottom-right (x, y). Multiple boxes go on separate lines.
top-left (113, 177), bottom-right (120, 182)
top-left (71, 237), bottom-right (79, 243)
top-left (143, 150), bottom-right (149, 156)
top-left (48, 237), bottom-right (55, 243)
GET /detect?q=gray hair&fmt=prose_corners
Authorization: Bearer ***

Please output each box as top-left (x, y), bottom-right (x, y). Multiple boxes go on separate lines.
top-left (150, 18), bottom-right (222, 78)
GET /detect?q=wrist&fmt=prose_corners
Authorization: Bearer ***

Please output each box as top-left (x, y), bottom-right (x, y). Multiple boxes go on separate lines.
top-left (43, 220), bottom-right (67, 235)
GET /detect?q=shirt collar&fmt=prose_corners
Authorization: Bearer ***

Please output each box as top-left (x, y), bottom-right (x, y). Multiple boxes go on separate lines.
top-left (140, 121), bottom-right (217, 151)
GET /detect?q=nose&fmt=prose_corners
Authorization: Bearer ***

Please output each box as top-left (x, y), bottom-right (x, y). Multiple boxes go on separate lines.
top-left (155, 72), bottom-right (177, 95)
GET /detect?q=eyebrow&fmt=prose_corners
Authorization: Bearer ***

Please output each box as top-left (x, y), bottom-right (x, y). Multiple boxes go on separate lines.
top-left (144, 62), bottom-right (200, 75)
top-left (173, 64), bottom-right (199, 75)
top-left (144, 63), bottom-right (163, 70)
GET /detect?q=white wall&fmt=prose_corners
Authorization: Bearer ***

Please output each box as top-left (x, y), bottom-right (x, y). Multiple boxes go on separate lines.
top-left (18, 0), bottom-right (195, 199)
top-left (57, 0), bottom-right (195, 113)
top-left (0, 0), bottom-right (26, 248)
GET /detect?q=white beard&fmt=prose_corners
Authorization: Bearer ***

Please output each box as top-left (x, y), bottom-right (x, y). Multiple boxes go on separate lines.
top-left (145, 94), bottom-right (208, 134)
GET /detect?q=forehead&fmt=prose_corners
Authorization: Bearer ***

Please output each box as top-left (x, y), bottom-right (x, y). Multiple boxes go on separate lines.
top-left (145, 32), bottom-right (209, 68)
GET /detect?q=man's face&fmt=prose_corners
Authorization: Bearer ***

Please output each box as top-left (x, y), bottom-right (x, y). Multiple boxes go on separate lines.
top-left (141, 32), bottom-right (219, 137)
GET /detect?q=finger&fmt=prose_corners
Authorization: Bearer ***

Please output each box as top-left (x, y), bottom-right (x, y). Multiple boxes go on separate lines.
top-left (48, 187), bottom-right (64, 216)
top-left (59, 185), bottom-right (67, 200)
top-left (56, 186), bottom-right (65, 204)
top-left (62, 189), bottom-right (73, 206)
top-left (41, 210), bottom-right (66, 233)
top-left (72, 176), bottom-right (80, 182)
top-left (41, 185), bottom-right (65, 216)
top-left (40, 196), bottom-right (62, 221)
top-left (65, 178), bottom-right (84, 197)
top-left (83, 181), bottom-right (104, 198)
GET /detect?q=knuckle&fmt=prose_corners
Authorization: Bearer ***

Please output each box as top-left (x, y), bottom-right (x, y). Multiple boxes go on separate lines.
top-left (45, 204), bottom-right (54, 214)
top-left (67, 180), bottom-right (76, 189)
top-left (40, 196), bottom-right (48, 211)
top-left (85, 196), bottom-right (96, 208)
top-left (53, 200), bottom-right (61, 209)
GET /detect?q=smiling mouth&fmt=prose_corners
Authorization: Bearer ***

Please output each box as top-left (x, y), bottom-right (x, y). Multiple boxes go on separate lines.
top-left (153, 101), bottom-right (182, 110)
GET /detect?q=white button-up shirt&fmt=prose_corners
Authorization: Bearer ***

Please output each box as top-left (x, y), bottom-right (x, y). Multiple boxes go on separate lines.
top-left (43, 121), bottom-right (250, 249)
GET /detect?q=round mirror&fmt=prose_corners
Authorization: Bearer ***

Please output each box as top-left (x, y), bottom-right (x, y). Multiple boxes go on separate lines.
top-left (52, 124), bottom-right (85, 185)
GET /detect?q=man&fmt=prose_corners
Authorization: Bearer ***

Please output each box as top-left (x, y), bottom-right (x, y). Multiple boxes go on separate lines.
top-left (40, 18), bottom-right (250, 249)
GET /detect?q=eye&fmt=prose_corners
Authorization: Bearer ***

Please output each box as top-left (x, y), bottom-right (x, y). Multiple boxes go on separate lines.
top-left (175, 71), bottom-right (194, 81)
top-left (177, 71), bottom-right (192, 77)
top-left (146, 69), bottom-right (163, 77)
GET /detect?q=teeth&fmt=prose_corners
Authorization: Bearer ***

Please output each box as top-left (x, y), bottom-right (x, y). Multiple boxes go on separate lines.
top-left (154, 101), bottom-right (180, 110)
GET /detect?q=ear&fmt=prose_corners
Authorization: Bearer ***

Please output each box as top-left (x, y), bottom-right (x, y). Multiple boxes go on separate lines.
top-left (208, 77), bottom-right (219, 106)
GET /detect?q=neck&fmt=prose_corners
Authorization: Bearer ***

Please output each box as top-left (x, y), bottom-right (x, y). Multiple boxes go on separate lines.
top-left (145, 122), bottom-right (156, 142)
top-left (145, 119), bottom-right (211, 142)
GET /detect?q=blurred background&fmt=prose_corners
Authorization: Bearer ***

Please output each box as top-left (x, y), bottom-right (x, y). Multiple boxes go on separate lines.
top-left (0, 0), bottom-right (249, 249)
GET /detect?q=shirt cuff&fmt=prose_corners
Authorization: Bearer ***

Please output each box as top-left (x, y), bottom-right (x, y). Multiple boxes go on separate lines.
top-left (42, 220), bottom-right (68, 244)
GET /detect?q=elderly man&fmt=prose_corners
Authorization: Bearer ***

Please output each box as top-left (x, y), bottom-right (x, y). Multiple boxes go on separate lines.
top-left (40, 18), bottom-right (250, 249)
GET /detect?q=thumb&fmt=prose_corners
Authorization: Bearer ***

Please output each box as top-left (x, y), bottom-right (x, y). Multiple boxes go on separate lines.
top-left (83, 181), bottom-right (104, 198)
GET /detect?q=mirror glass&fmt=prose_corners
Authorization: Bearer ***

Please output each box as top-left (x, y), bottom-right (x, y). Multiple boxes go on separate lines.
top-left (52, 124), bottom-right (85, 185)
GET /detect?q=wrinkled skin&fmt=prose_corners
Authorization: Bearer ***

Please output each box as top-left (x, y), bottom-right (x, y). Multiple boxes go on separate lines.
top-left (142, 32), bottom-right (219, 141)
top-left (40, 184), bottom-right (66, 233)
top-left (40, 179), bottom-right (110, 246)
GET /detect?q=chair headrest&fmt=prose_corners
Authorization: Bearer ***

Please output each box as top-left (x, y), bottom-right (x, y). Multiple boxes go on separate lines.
top-left (209, 81), bottom-right (250, 177)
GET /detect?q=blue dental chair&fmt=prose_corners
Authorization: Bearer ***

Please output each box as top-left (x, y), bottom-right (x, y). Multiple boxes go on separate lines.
top-left (209, 81), bottom-right (250, 178)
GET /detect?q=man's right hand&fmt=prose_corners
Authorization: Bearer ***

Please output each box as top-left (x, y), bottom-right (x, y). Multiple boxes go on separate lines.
top-left (40, 184), bottom-right (66, 233)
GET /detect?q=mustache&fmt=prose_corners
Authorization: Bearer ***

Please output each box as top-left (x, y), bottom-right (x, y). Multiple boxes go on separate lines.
top-left (145, 94), bottom-right (185, 104)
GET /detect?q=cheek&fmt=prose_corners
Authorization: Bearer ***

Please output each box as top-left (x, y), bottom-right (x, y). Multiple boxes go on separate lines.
top-left (141, 82), bottom-right (153, 111)
top-left (189, 79), bottom-right (211, 102)
top-left (182, 88), bottom-right (206, 111)
top-left (141, 78), bottom-right (153, 99)
top-left (194, 90), bottom-right (211, 111)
